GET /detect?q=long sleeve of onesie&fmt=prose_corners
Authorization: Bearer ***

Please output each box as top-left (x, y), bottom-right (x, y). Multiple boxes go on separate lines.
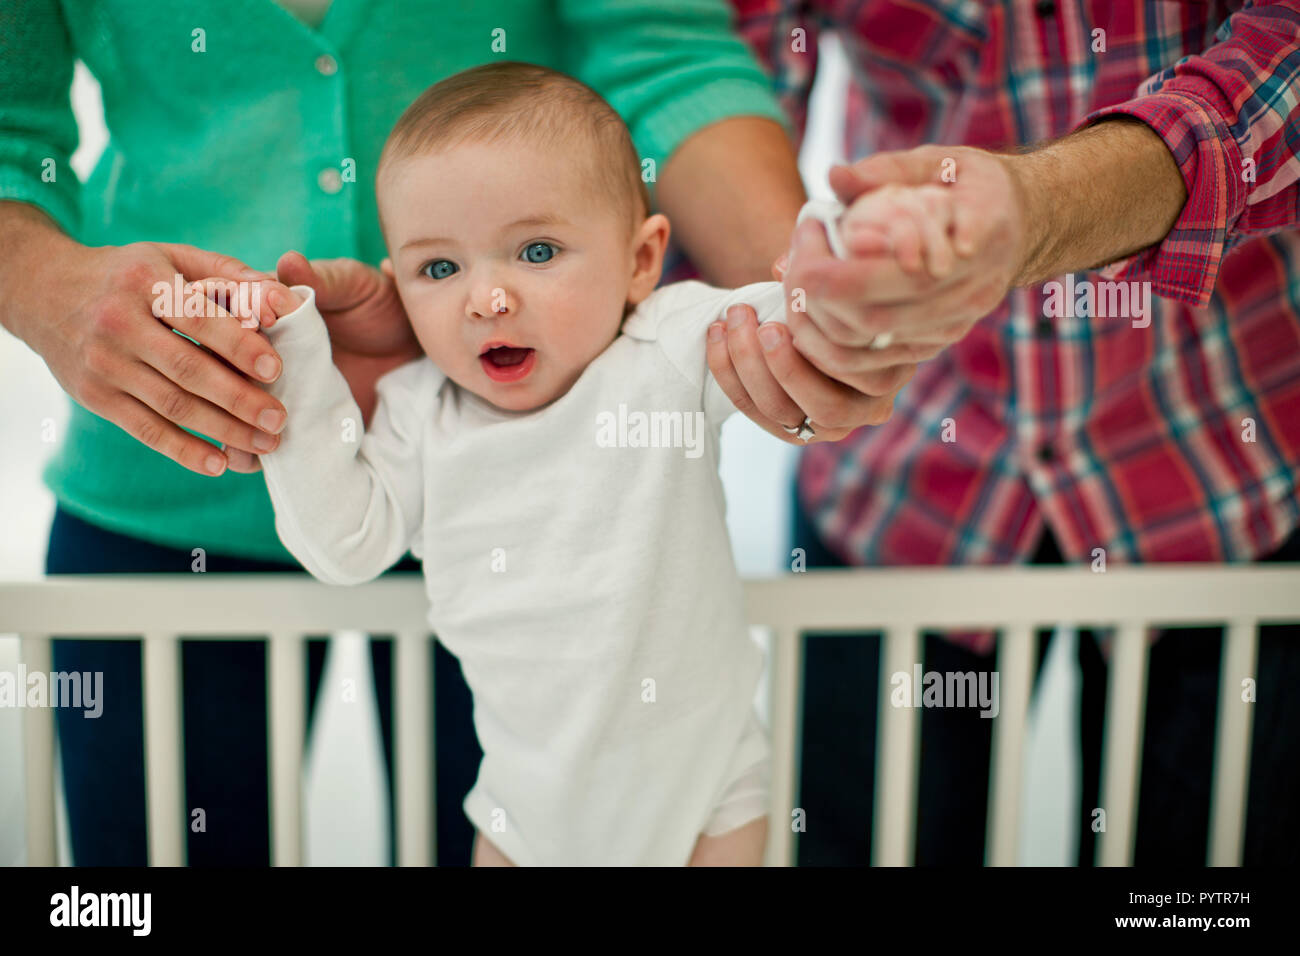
top-left (631, 199), bottom-right (852, 426)
top-left (258, 285), bottom-right (439, 585)
top-left (628, 278), bottom-right (787, 427)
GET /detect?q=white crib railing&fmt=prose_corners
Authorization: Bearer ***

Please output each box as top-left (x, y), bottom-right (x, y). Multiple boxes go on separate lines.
top-left (4, 566), bottom-right (1297, 867)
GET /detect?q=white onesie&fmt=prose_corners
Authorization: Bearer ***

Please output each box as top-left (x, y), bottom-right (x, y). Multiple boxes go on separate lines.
top-left (259, 268), bottom-right (805, 865)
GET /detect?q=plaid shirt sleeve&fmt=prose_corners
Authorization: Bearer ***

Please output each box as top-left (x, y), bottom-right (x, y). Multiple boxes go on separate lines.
top-left (730, 0), bottom-right (821, 143)
top-left (1080, 0), bottom-right (1300, 306)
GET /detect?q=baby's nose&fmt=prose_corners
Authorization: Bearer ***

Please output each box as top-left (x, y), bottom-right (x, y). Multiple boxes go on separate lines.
top-left (470, 285), bottom-right (512, 318)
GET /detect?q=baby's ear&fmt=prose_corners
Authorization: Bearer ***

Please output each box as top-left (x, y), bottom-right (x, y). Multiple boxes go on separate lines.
top-left (380, 257), bottom-right (395, 281)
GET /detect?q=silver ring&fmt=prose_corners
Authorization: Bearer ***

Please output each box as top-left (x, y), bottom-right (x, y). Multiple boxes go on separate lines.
top-left (782, 415), bottom-right (816, 442)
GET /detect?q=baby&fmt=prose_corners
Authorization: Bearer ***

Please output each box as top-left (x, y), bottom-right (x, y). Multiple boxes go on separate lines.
top-left (228, 62), bottom-right (951, 866)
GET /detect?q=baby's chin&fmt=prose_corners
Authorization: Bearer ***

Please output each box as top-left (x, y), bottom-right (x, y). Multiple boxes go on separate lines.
top-left (477, 387), bottom-right (556, 413)
top-left (459, 374), bottom-right (566, 414)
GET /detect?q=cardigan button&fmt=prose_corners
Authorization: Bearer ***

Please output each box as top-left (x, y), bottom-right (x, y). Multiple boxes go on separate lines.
top-left (315, 54), bottom-right (338, 76)
top-left (317, 168), bottom-right (343, 194)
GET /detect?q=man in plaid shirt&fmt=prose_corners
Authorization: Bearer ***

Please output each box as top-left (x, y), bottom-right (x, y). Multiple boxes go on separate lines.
top-left (700, 0), bottom-right (1300, 864)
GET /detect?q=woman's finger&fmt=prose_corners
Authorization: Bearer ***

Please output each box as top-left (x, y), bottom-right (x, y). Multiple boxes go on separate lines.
top-left (708, 306), bottom-right (808, 432)
top-left (116, 355), bottom-right (282, 456)
top-left (134, 321), bottom-right (286, 442)
top-left (154, 278), bottom-right (284, 386)
top-left (190, 277), bottom-right (269, 328)
top-left (222, 444), bottom-right (263, 473)
top-left (754, 322), bottom-right (896, 430)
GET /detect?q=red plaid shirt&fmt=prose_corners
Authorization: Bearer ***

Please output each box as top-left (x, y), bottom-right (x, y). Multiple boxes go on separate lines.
top-left (679, 0), bottom-right (1300, 619)
top-left (661, 0), bottom-right (1300, 653)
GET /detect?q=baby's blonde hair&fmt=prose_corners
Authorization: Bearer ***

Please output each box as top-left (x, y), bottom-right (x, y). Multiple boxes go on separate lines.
top-left (377, 61), bottom-right (651, 238)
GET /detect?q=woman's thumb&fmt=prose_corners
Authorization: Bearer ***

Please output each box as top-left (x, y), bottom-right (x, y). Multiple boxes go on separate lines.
top-left (275, 250), bottom-right (319, 291)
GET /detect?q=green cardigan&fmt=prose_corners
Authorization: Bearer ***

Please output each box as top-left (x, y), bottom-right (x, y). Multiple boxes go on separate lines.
top-left (0, 0), bottom-right (789, 562)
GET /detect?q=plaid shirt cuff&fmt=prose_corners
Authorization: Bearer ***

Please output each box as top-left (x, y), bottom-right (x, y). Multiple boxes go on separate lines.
top-left (1080, 92), bottom-right (1245, 308)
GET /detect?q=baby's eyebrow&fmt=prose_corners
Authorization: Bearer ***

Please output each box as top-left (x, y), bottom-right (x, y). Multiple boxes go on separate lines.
top-left (399, 214), bottom-right (569, 253)
top-left (503, 214), bottom-right (567, 230)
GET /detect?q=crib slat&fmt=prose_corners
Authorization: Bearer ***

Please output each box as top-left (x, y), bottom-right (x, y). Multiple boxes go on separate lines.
top-left (1096, 622), bottom-right (1150, 866)
top-left (20, 634), bottom-right (57, 866)
top-left (1208, 620), bottom-right (1258, 866)
top-left (764, 626), bottom-right (803, 868)
top-left (143, 632), bottom-right (186, 866)
top-left (395, 631), bottom-right (434, 866)
top-left (873, 625), bottom-right (920, 866)
top-left (985, 623), bottom-right (1035, 866)
top-left (268, 631), bottom-right (304, 866)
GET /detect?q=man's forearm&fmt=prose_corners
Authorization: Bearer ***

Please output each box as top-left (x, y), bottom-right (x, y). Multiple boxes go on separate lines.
top-left (657, 117), bottom-right (806, 287)
top-left (1006, 118), bottom-right (1188, 287)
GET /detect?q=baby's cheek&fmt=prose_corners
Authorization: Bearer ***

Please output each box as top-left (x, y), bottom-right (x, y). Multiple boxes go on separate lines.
top-left (407, 311), bottom-right (453, 364)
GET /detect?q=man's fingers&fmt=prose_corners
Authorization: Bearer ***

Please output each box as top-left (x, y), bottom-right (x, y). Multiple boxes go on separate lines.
top-left (794, 310), bottom-right (949, 369)
top-left (794, 250), bottom-right (945, 307)
top-left (789, 310), bottom-right (926, 388)
top-left (843, 222), bottom-right (893, 257)
top-left (911, 190), bottom-right (956, 278)
top-left (790, 292), bottom-right (871, 348)
top-left (828, 150), bottom-right (941, 204)
top-left (887, 213), bottom-right (925, 274)
top-left (789, 214), bottom-right (955, 307)
top-left (950, 196), bottom-right (982, 257)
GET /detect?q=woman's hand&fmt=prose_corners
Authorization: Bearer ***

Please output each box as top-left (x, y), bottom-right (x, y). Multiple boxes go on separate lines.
top-left (222, 253), bottom-right (423, 473)
top-left (705, 217), bottom-right (918, 445)
top-left (0, 205), bottom-right (290, 477)
top-left (706, 295), bottom-right (914, 445)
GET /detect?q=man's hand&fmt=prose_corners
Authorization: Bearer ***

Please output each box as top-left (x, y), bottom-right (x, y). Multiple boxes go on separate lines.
top-left (772, 120), bottom-right (1188, 386)
top-left (223, 252), bottom-right (422, 473)
top-left (785, 145), bottom-right (1026, 372)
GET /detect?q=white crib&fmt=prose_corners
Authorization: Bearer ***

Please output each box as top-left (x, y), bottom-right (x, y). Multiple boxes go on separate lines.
top-left (4, 566), bottom-right (1297, 867)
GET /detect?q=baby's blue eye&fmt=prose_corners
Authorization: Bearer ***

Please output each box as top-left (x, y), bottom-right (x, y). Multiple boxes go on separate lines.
top-left (422, 260), bottom-right (457, 280)
top-left (522, 242), bottom-right (555, 264)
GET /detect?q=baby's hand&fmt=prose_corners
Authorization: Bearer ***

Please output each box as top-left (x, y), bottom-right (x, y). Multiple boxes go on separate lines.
top-left (838, 183), bottom-right (966, 280)
top-left (192, 277), bottom-right (305, 330)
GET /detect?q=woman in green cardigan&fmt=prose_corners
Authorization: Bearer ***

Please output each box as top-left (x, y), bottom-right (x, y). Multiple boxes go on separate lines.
top-left (0, 0), bottom-right (911, 865)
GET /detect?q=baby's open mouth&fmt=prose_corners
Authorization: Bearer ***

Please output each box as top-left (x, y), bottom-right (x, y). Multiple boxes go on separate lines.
top-left (479, 344), bottom-right (537, 382)
top-left (481, 345), bottom-right (533, 367)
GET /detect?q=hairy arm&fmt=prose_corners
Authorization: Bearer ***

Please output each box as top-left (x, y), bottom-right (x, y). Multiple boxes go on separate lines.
top-left (1009, 118), bottom-right (1188, 286)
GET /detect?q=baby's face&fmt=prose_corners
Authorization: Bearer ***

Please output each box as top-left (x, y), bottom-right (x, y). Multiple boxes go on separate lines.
top-left (380, 138), bottom-right (662, 412)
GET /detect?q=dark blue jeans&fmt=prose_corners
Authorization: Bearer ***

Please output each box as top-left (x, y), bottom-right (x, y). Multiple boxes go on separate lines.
top-left (792, 488), bottom-right (1300, 866)
top-left (46, 506), bottom-right (480, 866)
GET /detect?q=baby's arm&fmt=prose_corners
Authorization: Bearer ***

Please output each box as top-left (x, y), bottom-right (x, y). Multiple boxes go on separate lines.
top-left (218, 280), bottom-right (429, 585)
